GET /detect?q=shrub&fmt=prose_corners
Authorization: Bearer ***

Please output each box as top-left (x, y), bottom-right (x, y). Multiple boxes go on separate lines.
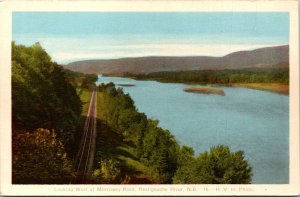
top-left (12, 128), bottom-right (75, 184)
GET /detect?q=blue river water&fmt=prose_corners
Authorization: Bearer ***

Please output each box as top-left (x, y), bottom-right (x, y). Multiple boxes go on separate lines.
top-left (96, 75), bottom-right (289, 184)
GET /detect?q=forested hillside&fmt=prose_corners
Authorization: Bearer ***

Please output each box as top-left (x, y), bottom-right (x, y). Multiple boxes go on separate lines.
top-left (65, 45), bottom-right (288, 74)
top-left (12, 42), bottom-right (97, 183)
top-left (125, 68), bottom-right (289, 84)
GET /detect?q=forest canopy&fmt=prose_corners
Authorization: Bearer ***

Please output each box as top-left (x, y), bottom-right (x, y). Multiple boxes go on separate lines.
top-left (124, 68), bottom-right (289, 84)
top-left (11, 42), bottom-right (97, 183)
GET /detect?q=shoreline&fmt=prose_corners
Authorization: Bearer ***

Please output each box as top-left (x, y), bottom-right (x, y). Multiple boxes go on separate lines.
top-left (228, 83), bottom-right (289, 95)
top-left (103, 74), bottom-right (289, 95)
top-left (136, 79), bottom-right (288, 95)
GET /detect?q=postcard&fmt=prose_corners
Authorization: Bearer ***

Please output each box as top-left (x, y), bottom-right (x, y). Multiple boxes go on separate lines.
top-left (0, 0), bottom-right (299, 196)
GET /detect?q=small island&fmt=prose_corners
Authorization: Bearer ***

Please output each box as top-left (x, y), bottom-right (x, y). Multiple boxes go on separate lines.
top-left (184, 86), bottom-right (225, 96)
top-left (117, 83), bottom-right (135, 87)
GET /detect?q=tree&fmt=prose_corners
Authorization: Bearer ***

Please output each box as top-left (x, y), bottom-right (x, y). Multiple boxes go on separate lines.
top-left (12, 42), bottom-right (82, 157)
top-left (188, 145), bottom-right (252, 184)
top-left (173, 145), bottom-right (252, 184)
top-left (12, 128), bottom-right (75, 184)
top-left (141, 120), bottom-right (179, 183)
top-left (172, 146), bottom-right (197, 183)
top-left (124, 68), bottom-right (289, 84)
top-left (91, 158), bottom-right (121, 183)
top-left (81, 74), bottom-right (98, 89)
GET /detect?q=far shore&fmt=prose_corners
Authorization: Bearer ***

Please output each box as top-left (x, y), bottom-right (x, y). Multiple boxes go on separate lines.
top-left (103, 74), bottom-right (289, 95)
top-left (228, 83), bottom-right (289, 95)
top-left (183, 83), bottom-right (289, 95)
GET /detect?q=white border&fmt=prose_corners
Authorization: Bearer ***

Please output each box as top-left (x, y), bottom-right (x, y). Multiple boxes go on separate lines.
top-left (0, 0), bottom-right (299, 196)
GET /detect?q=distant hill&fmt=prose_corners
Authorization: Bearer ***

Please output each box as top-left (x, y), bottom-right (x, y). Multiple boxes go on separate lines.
top-left (64, 45), bottom-right (289, 74)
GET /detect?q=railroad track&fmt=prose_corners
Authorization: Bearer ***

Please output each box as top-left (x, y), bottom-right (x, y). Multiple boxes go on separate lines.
top-left (75, 86), bottom-right (97, 183)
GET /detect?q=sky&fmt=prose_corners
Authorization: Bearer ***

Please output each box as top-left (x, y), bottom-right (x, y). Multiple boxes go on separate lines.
top-left (13, 12), bottom-right (289, 64)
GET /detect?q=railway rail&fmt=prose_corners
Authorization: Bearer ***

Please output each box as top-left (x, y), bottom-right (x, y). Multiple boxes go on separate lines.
top-left (75, 86), bottom-right (97, 183)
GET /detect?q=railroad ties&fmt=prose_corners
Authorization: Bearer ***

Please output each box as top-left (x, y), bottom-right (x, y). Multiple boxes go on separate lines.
top-left (75, 86), bottom-right (97, 184)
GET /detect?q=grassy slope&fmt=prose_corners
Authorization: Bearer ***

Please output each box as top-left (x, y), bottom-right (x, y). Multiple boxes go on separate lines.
top-left (95, 91), bottom-right (157, 183)
top-left (77, 88), bottom-right (92, 116)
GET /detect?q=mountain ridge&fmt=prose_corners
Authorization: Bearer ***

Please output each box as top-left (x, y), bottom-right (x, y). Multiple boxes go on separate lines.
top-left (64, 45), bottom-right (289, 74)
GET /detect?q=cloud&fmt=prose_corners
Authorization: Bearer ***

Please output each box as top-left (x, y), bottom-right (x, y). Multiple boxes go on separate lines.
top-left (13, 34), bottom-right (286, 63)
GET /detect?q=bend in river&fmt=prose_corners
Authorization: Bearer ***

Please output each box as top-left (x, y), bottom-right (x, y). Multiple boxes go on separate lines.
top-left (96, 75), bottom-right (289, 184)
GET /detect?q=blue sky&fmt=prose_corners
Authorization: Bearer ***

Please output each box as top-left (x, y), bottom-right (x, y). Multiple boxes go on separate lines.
top-left (13, 12), bottom-right (289, 63)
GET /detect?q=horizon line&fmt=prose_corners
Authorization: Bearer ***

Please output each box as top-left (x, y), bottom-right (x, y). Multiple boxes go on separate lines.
top-left (63, 44), bottom-right (289, 65)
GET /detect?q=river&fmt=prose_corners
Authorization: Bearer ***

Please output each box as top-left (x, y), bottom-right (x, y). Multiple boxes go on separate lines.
top-left (96, 75), bottom-right (289, 184)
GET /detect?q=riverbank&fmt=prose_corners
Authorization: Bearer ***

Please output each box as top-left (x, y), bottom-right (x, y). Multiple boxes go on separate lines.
top-left (118, 75), bottom-right (289, 95)
top-left (229, 83), bottom-right (289, 95)
top-left (184, 86), bottom-right (225, 96)
top-left (119, 67), bottom-right (289, 95)
top-left (93, 91), bottom-right (159, 184)
top-left (121, 75), bottom-right (289, 95)
top-left (186, 83), bottom-right (289, 95)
